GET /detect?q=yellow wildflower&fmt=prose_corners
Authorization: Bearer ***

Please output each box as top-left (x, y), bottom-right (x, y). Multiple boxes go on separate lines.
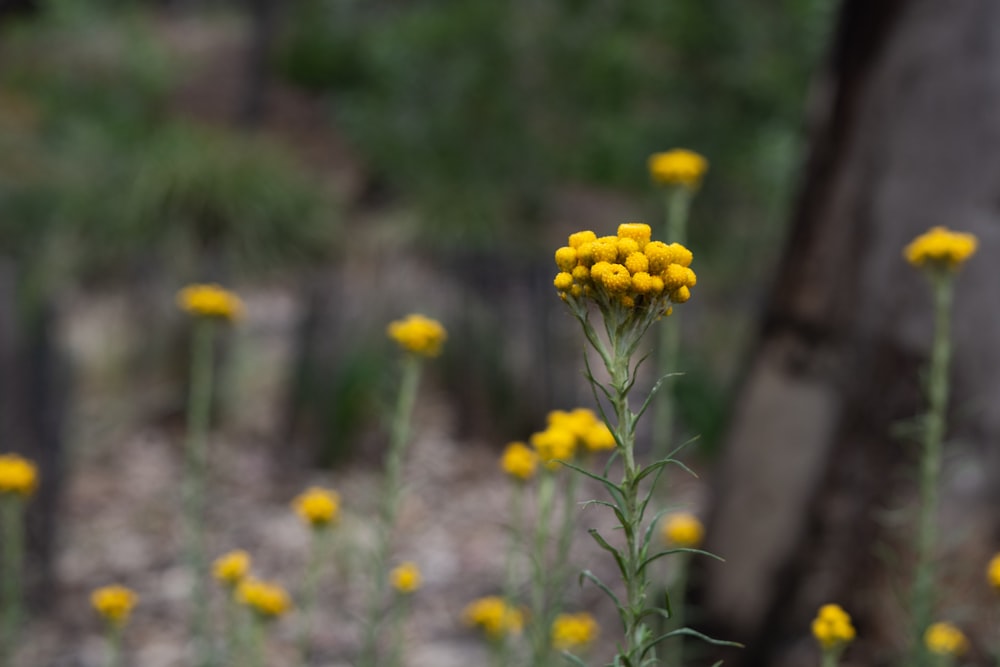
top-left (551, 612), bottom-right (598, 651)
top-left (390, 561), bottom-right (422, 594)
top-left (988, 553), bottom-right (1000, 590)
top-left (583, 422), bottom-right (616, 452)
top-left (648, 149), bottom-right (708, 189)
top-left (387, 314), bottom-right (447, 357)
top-left (237, 578), bottom-right (291, 619)
top-left (662, 512), bottom-right (704, 548)
top-left (904, 226), bottom-right (978, 270)
top-left (925, 622), bottom-right (967, 656)
top-left (811, 604), bottom-right (855, 650)
top-left (530, 426), bottom-right (577, 470)
top-left (463, 596), bottom-right (524, 639)
top-left (91, 585), bottom-right (138, 627)
top-left (500, 441), bottom-right (538, 481)
top-left (176, 283), bottom-right (244, 322)
top-left (213, 550), bottom-right (251, 587)
top-left (617, 222), bottom-right (652, 248)
top-left (0, 454), bottom-right (37, 498)
top-left (292, 486), bottom-right (340, 529)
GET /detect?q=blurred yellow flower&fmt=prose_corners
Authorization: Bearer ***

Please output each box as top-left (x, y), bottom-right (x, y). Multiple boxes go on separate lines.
top-left (925, 622), bottom-right (967, 656)
top-left (551, 612), bottom-right (598, 651)
top-left (237, 578), bottom-right (291, 619)
top-left (988, 553), bottom-right (1000, 590)
top-left (0, 453), bottom-right (37, 498)
top-left (811, 603), bottom-right (855, 650)
top-left (387, 314), bottom-right (447, 357)
top-left (390, 562), bottom-right (422, 594)
top-left (91, 585), bottom-right (138, 626)
top-left (583, 422), bottom-right (616, 452)
top-left (463, 596), bottom-right (524, 640)
top-left (530, 426), bottom-right (578, 470)
top-left (648, 149), bottom-right (708, 189)
top-left (213, 550), bottom-right (251, 588)
top-left (176, 283), bottom-right (244, 321)
top-left (661, 512), bottom-right (704, 548)
top-left (904, 226), bottom-right (978, 270)
top-left (292, 486), bottom-right (340, 529)
top-left (500, 441), bottom-right (538, 481)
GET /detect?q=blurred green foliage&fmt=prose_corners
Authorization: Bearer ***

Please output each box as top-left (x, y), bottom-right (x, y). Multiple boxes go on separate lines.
top-left (277, 0), bottom-right (835, 251)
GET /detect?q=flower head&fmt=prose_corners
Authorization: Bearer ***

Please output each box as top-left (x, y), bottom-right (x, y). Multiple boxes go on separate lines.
top-left (551, 612), bottom-right (598, 651)
top-left (390, 561), bottom-right (422, 594)
top-left (811, 604), bottom-right (855, 650)
top-left (387, 314), bottom-right (447, 357)
top-left (662, 512), bottom-right (704, 548)
top-left (213, 550), bottom-right (251, 588)
top-left (500, 441), bottom-right (539, 481)
top-left (925, 622), bottom-right (967, 656)
top-left (91, 585), bottom-right (138, 627)
top-left (530, 426), bottom-right (578, 471)
top-left (988, 553), bottom-right (1000, 590)
top-left (463, 596), bottom-right (524, 640)
top-left (237, 578), bottom-right (291, 619)
top-left (177, 284), bottom-right (244, 321)
top-left (292, 487), bottom-right (340, 529)
top-left (0, 454), bottom-right (37, 498)
top-left (904, 226), bottom-right (978, 271)
top-left (648, 149), bottom-right (708, 189)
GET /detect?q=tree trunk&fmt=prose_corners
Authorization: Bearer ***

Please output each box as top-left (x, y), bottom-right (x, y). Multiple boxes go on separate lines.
top-left (699, 1), bottom-right (1000, 665)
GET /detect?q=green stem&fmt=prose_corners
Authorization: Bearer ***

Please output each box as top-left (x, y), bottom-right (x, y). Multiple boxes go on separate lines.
top-left (820, 648), bottom-right (840, 667)
top-left (223, 590), bottom-right (243, 667)
top-left (388, 593), bottom-right (411, 667)
top-left (664, 553), bottom-right (690, 667)
top-left (910, 276), bottom-right (953, 667)
top-left (653, 187), bottom-right (691, 461)
top-left (107, 622), bottom-right (124, 667)
top-left (251, 617), bottom-right (267, 667)
top-left (182, 318), bottom-right (216, 667)
top-left (359, 354), bottom-right (422, 667)
top-left (499, 482), bottom-right (525, 667)
top-left (1, 496), bottom-right (23, 667)
top-left (530, 471), bottom-right (557, 667)
top-left (298, 527), bottom-right (332, 666)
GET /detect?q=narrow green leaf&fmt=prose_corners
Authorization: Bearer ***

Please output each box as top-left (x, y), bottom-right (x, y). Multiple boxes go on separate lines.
top-left (561, 651), bottom-right (588, 667)
top-left (580, 499), bottom-right (628, 525)
top-left (638, 547), bottom-right (724, 574)
top-left (578, 570), bottom-right (626, 623)
top-left (640, 627), bottom-right (743, 659)
top-left (588, 529), bottom-right (629, 580)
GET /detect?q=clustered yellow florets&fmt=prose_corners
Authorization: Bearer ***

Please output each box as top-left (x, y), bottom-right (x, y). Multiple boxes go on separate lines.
top-left (237, 578), bottom-right (291, 619)
top-left (924, 622), bottom-right (967, 656)
top-left (91, 585), bottom-right (138, 626)
top-left (0, 453), bottom-right (37, 498)
top-left (811, 604), bottom-right (856, 650)
top-left (554, 224), bottom-right (696, 315)
top-left (292, 486), bottom-right (341, 529)
top-left (987, 553), bottom-right (1000, 590)
top-left (176, 284), bottom-right (244, 322)
top-left (463, 596), bottom-right (524, 640)
top-left (551, 612), bottom-right (599, 651)
top-left (500, 441), bottom-right (539, 481)
top-left (390, 562), bottom-right (422, 594)
top-left (387, 314), bottom-right (448, 357)
top-left (213, 550), bottom-right (251, 587)
top-left (904, 226), bottom-right (978, 270)
top-left (661, 512), bottom-right (704, 548)
top-left (529, 408), bottom-right (615, 470)
top-left (647, 149), bottom-right (709, 189)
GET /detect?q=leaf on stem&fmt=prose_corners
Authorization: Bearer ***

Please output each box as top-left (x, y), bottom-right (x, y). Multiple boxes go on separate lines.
top-left (579, 570), bottom-right (626, 622)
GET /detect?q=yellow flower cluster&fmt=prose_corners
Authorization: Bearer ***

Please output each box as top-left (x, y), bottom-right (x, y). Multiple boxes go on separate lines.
top-left (387, 314), bottom-right (448, 357)
top-left (551, 612), bottom-right (599, 651)
top-left (213, 550), bottom-right (251, 588)
top-left (661, 512), bottom-right (704, 548)
top-left (500, 441), bottom-right (539, 481)
top-left (91, 585), bottom-right (138, 626)
top-left (648, 149), bottom-right (708, 189)
top-left (176, 284), bottom-right (244, 322)
top-left (292, 486), bottom-right (340, 529)
top-left (811, 604), bottom-right (855, 650)
top-left (925, 622), bottom-right (967, 656)
top-left (0, 453), bottom-right (37, 498)
top-left (390, 561), bottom-right (422, 594)
top-left (554, 223), bottom-right (696, 314)
top-left (987, 553), bottom-right (1000, 590)
top-left (530, 408), bottom-right (616, 470)
top-left (904, 226), bottom-right (978, 270)
top-left (463, 596), bottom-right (524, 640)
top-left (237, 578), bottom-right (291, 619)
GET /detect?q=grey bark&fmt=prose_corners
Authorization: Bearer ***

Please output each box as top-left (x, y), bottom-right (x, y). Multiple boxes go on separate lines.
top-left (700, 1), bottom-right (1000, 665)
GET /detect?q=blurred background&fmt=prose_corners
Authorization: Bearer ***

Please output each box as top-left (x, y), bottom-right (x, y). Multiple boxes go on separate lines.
top-left (3, 0), bottom-right (1000, 665)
